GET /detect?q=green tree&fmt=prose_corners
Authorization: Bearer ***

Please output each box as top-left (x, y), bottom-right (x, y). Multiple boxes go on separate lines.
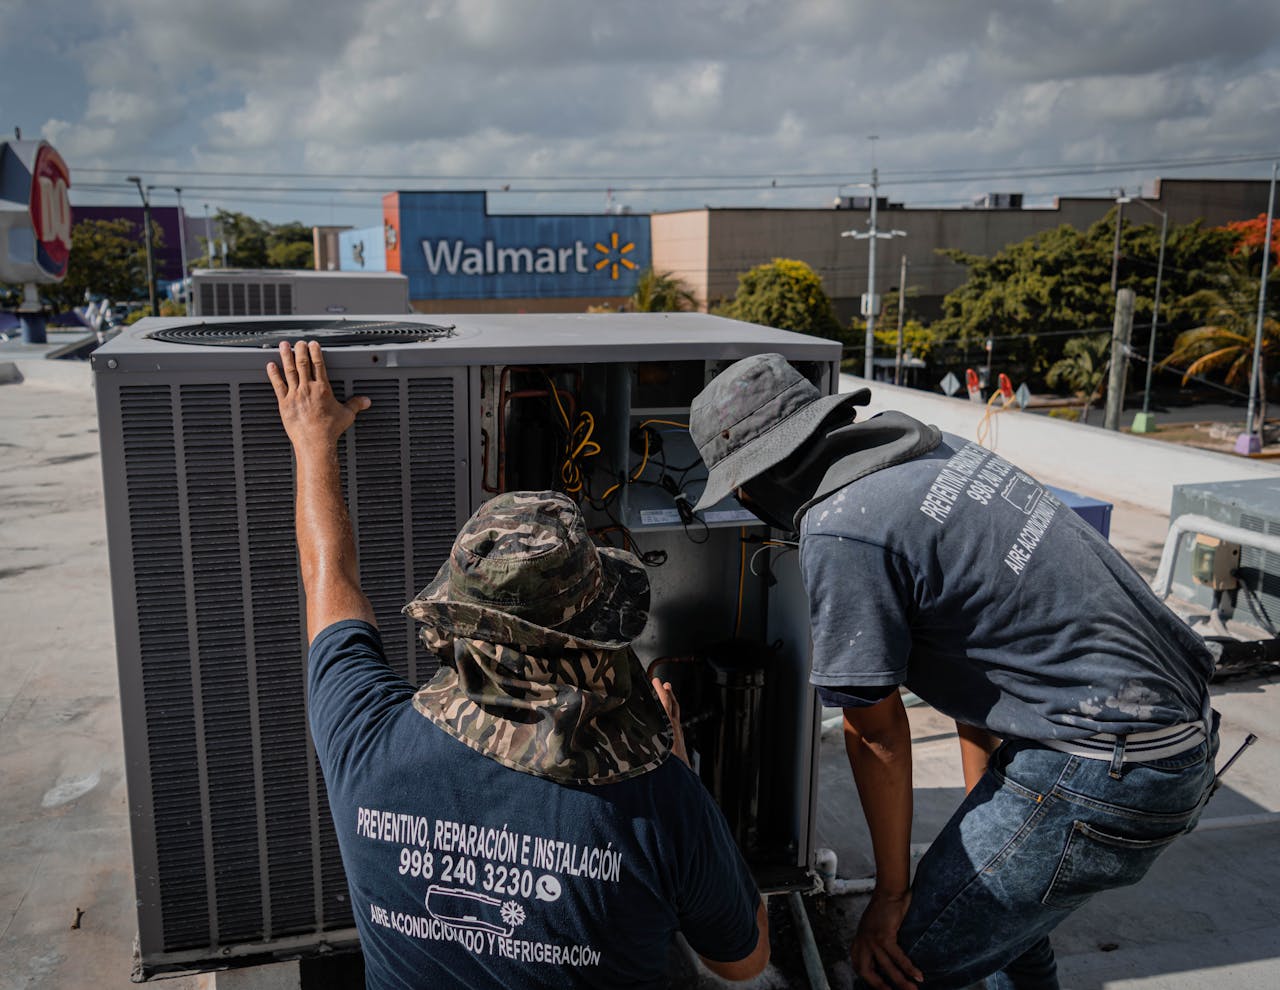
top-left (873, 319), bottom-right (938, 361)
top-left (628, 268), bottom-right (696, 312)
top-left (203, 211), bottom-right (313, 269)
top-left (1162, 256), bottom-right (1280, 433)
top-left (267, 239), bottom-right (315, 269)
top-left (716, 258), bottom-right (844, 342)
top-left (266, 221), bottom-right (314, 269)
top-left (1046, 333), bottom-right (1111, 425)
top-left (24, 218), bottom-right (161, 311)
top-left (934, 212), bottom-right (1237, 382)
top-left (214, 210), bottom-right (270, 268)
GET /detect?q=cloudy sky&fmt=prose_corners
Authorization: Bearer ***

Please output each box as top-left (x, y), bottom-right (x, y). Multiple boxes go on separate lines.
top-left (6, 0), bottom-right (1279, 226)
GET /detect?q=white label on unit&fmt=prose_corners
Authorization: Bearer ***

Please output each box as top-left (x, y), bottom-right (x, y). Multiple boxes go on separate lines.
top-left (704, 509), bottom-right (759, 524)
top-left (639, 509), bottom-right (681, 525)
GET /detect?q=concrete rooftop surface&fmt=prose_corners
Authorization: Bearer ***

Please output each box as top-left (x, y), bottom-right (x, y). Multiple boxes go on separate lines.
top-left (2, 364), bottom-right (1279, 990)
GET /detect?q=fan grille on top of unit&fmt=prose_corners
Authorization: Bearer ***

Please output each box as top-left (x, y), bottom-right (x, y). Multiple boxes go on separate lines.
top-left (146, 320), bottom-right (456, 347)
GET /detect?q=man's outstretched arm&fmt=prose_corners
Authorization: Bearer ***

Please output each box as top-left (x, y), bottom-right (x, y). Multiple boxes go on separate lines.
top-left (844, 691), bottom-right (924, 990)
top-left (268, 340), bottom-right (374, 642)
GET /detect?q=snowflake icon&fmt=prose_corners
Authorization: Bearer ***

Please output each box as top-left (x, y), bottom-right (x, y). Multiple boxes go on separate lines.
top-left (500, 900), bottom-right (526, 928)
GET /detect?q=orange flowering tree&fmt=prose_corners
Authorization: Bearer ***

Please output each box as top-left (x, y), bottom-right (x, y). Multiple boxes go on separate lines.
top-left (1224, 214), bottom-right (1280, 269)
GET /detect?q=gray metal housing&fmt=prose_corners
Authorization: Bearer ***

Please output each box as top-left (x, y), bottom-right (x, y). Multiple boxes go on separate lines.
top-left (93, 313), bottom-right (841, 978)
top-left (189, 269), bottom-right (411, 317)
top-left (1170, 478), bottom-right (1280, 622)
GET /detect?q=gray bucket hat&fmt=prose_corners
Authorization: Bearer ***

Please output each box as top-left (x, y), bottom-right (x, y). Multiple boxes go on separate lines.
top-left (403, 491), bottom-right (650, 650)
top-left (690, 353), bottom-right (870, 512)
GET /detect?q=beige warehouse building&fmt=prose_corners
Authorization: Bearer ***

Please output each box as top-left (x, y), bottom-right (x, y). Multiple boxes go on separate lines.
top-left (651, 178), bottom-right (1273, 323)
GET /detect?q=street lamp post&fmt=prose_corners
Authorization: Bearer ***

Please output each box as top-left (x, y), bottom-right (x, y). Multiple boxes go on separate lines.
top-left (1110, 188), bottom-right (1126, 293)
top-left (204, 203), bottom-right (214, 267)
top-left (842, 167), bottom-right (907, 380)
top-left (127, 176), bottom-right (158, 315)
top-left (1237, 161), bottom-right (1278, 455)
top-left (1122, 195), bottom-right (1169, 434)
top-left (174, 187), bottom-right (190, 315)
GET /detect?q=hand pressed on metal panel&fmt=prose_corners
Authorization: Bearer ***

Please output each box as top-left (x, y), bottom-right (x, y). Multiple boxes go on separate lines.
top-left (267, 341), bottom-right (370, 451)
top-left (651, 678), bottom-right (689, 767)
top-left (852, 888), bottom-right (923, 989)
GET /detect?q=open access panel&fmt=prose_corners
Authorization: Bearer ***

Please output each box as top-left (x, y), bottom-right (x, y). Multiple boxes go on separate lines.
top-left (93, 313), bottom-right (841, 978)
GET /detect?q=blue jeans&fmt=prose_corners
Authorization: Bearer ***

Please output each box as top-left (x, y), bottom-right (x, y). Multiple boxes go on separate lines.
top-left (855, 724), bottom-right (1219, 990)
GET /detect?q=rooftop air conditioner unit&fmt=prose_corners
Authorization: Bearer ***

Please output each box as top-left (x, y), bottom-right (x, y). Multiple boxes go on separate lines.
top-left (93, 313), bottom-right (840, 979)
top-left (1170, 478), bottom-right (1280, 625)
top-left (189, 269), bottom-right (410, 317)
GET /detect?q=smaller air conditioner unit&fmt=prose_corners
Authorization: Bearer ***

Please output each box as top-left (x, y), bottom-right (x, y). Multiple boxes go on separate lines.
top-left (1170, 478), bottom-right (1280, 623)
top-left (190, 269), bottom-right (410, 317)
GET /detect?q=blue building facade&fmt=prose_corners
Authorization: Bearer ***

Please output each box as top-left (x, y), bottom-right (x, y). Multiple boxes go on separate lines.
top-left (369, 191), bottom-right (650, 303)
top-left (338, 225), bottom-right (387, 273)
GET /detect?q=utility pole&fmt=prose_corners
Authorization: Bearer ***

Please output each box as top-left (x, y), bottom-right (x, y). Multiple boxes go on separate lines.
top-left (842, 144), bottom-right (906, 381)
top-left (127, 176), bottom-right (158, 315)
top-left (1110, 189), bottom-right (1125, 293)
top-left (204, 203), bottom-right (214, 267)
top-left (894, 254), bottom-right (908, 385)
top-left (174, 187), bottom-right (190, 315)
top-left (1238, 161), bottom-right (1278, 454)
top-left (1104, 288), bottom-right (1136, 430)
top-left (1130, 198), bottom-right (1168, 434)
top-left (866, 169), bottom-right (880, 380)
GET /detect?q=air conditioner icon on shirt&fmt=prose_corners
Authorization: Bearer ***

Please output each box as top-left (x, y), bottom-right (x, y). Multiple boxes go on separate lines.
top-left (1001, 476), bottom-right (1043, 515)
top-left (425, 885), bottom-right (521, 937)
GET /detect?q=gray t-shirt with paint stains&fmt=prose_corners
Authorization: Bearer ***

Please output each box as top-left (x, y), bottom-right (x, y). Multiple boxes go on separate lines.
top-left (799, 433), bottom-right (1212, 741)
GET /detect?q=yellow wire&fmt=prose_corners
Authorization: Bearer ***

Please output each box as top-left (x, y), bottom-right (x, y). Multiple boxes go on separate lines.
top-left (542, 373), bottom-right (600, 495)
top-left (545, 374), bottom-right (572, 429)
top-left (630, 429), bottom-right (650, 482)
top-left (638, 417), bottom-right (689, 430)
top-left (976, 389), bottom-right (1003, 449)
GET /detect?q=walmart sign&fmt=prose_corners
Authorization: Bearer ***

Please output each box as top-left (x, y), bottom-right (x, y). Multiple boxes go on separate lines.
top-left (382, 191), bottom-right (650, 300)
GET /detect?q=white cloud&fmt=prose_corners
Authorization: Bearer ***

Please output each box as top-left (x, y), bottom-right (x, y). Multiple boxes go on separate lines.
top-left (9, 0), bottom-right (1277, 224)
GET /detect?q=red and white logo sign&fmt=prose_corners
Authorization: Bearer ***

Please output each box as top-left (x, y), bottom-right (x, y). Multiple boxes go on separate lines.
top-left (30, 144), bottom-right (72, 280)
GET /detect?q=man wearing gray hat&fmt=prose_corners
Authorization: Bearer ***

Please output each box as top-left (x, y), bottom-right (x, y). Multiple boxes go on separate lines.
top-left (689, 353), bottom-right (1217, 990)
top-left (268, 341), bottom-right (768, 989)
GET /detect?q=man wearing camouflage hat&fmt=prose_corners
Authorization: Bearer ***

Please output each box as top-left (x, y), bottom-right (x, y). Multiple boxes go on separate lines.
top-left (688, 353), bottom-right (1217, 990)
top-left (268, 340), bottom-right (768, 988)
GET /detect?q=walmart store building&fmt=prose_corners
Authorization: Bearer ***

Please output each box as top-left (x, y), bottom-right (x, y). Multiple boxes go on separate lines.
top-left (339, 191), bottom-right (651, 314)
top-left (338, 179), bottom-right (1271, 320)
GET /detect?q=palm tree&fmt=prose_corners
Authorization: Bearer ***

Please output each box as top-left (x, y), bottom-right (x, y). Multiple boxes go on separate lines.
top-left (1046, 333), bottom-right (1111, 424)
top-left (628, 268), bottom-right (697, 313)
top-left (1162, 258), bottom-right (1280, 434)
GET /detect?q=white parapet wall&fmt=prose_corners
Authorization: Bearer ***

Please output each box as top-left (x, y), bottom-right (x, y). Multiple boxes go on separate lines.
top-left (844, 375), bottom-right (1280, 513)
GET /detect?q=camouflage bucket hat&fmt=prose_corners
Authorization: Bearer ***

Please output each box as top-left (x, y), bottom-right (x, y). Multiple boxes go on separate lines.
top-left (689, 353), bottom-right (870, 512)
top-left (412, 634), bottom-right (674, 785)
top-left (403, 490), bottom-right (650, 650)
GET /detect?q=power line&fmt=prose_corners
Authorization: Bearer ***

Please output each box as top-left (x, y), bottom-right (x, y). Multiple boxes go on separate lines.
top-left (68, 150), bottom-right (1279, 184)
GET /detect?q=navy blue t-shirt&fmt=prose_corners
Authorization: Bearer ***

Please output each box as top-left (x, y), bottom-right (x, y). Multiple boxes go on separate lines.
top-left (802, 434), bottom-right (1213, 740)
top-left (308, 620), bottom-right (760, 989)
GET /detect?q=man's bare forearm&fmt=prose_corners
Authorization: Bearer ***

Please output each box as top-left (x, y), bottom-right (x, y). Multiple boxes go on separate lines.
top-left (295, 440), bottom-right (374, 641)
top-left (268, 340), bottom-right (374, 642)
top-left (843, 695), bottom-right (913, 895)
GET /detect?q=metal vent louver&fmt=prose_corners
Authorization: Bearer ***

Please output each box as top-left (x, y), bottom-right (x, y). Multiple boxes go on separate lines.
top-left (1239, 512), bottom-right (1280, 617)
top-left (146, 320), bottom-right (456, 348)
top-left (106, 365), bottom-right (465, 976)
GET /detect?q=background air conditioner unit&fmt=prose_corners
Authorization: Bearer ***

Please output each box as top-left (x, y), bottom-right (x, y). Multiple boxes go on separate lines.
top-left (93, 313), bottom-right (840, 978)
top-left (1170, 478), bottom-right (1280, 626)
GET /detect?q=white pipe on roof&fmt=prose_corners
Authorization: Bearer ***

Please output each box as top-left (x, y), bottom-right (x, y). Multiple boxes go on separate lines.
top-left (1151, 513), bottom-right (1280, 601)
